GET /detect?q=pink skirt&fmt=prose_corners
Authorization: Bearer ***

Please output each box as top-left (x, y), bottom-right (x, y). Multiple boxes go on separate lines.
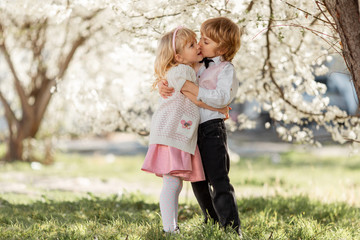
top-left (141, 144), bottom-right (205, 182)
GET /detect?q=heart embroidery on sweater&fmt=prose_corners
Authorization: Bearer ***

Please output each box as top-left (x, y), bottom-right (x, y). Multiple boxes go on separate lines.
top-left (181, 120), bottom-right (192, 129)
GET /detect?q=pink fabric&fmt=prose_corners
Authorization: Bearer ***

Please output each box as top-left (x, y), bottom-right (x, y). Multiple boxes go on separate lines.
top-left (199, 61), bottom-right (228, 89)
top-left (172, 26), bottom-right (183, 54)
top-left (142, 144), bottom-right (205, 182)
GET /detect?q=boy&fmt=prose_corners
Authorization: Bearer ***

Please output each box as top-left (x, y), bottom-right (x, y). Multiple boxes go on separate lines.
top-left (159, 17), bottom-right (242, 236)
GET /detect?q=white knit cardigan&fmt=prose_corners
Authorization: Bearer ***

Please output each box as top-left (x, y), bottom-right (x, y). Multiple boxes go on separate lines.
top-left (149, 64), bottom-right (200, 155)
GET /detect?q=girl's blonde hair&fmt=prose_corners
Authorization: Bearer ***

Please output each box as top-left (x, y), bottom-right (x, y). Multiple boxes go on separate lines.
top-left (153, 27), bottom-right (196, 89)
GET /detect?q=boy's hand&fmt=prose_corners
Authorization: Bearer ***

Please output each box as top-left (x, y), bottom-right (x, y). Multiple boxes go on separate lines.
top-left (158, 79), bottom-right (174, 98)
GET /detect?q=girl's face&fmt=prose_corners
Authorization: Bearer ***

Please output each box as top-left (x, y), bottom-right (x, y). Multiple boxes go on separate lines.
top-left (176, 38), bottom-right (203, 64)
top-left (198, 32), bottom-right (220, 58)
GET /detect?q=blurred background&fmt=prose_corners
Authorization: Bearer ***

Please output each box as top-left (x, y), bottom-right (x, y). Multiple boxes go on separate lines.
top-left (0, 0), bottom-right (359, 208)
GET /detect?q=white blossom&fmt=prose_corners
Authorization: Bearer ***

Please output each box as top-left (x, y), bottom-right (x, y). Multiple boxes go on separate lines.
top-left (1, 0), bottom-right (359, 148)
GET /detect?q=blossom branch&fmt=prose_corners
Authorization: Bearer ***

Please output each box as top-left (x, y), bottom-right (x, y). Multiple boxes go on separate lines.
top-left (0, 90), bottom-right (18, 128)
top-left (0, 23), bottom-right (32, 119)
top-left (280, 0), bottom-right (333, 25)
top-left (264, 0), bottom-right (332, 118)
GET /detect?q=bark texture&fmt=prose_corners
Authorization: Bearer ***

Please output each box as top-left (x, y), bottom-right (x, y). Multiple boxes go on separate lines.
top-left (324, 0), bottom-right (360, 106)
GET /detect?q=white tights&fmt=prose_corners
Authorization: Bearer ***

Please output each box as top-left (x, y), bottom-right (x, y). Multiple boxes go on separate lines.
top-left (159, 174), bottom-right (183, 232)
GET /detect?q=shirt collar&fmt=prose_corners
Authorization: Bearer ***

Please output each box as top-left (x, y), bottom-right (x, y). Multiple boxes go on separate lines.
top-left (209, 56), bottom-right (222, 65)
top-left (198, 56), bottom-right (223, 74)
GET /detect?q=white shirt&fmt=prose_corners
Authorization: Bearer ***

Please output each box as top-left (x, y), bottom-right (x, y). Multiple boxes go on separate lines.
top-left (196, 56), bottom-right (239, 123)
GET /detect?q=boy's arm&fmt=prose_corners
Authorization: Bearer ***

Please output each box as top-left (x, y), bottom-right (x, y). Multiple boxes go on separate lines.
top-left (182, 91), bottom-right (229, 116)
top-left (159, 63), bottom-right (202, 98)
top-left (196, 64), bottom-right (238, 108)
top-left (158, 80), bottom-right (174, 98)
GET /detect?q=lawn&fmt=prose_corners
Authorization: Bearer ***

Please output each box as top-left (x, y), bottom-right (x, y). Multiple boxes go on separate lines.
top-left (0, 146), bottom-right (360, 239)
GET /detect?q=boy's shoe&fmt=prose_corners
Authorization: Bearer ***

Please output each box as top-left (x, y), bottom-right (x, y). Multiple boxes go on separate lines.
top-left (238, 229), bottom-right (243, 239)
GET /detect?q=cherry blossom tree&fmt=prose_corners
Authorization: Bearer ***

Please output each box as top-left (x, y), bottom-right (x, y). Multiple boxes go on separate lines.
top-left (111, 0), bottom-right (360, 145)
top-left (0, 0), bottom-right (359, 162)
top-left (0, 0), bottom-right (118, 161)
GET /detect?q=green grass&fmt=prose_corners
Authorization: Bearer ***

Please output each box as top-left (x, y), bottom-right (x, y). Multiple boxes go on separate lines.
top-left (0, 193), bottom-right (359, 239)
top-left (1, 149), bottom-right (360, 239)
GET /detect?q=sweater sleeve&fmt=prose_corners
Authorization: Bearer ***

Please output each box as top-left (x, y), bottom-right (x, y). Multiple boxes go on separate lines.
top-left (167, 64), bottom-right (196, 92)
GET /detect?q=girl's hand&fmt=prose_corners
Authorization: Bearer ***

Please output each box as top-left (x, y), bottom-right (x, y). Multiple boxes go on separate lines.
top-left (158, 79), bottom-right (174, 98)
top-left (219, 106), bottom-right (231, 120)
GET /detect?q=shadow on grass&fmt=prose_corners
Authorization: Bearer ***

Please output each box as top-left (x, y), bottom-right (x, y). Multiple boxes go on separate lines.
top-left (238, 195), bottom-right (360, 225)
top-left (1, 194), bottom-right (359, 226)
top-left (0, 193), bottom-right (162, 226)
top-left (0, 193), bottom-right (359, 239)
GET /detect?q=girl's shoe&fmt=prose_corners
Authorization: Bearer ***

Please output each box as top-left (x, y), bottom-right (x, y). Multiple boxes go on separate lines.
top-left (163, 226), bottom-right (180, 234)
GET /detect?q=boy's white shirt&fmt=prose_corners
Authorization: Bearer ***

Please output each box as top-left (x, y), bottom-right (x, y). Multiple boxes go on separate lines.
top-left (196, 56), bottom-right (239, 123)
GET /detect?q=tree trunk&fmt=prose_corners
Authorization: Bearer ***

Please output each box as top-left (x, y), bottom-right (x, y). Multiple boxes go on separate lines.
top-left (3, 103), bottom-right (47, 162)
top-left (4, 136), bottom-right (24, 162)
top-left (324, 0), bottom-right (360, 106)
top-left (0, 9), bottom-right (101, 162)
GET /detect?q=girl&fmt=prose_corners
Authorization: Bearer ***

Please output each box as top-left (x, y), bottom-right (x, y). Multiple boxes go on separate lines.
top-left (141, 26), bottom-right (228, 233)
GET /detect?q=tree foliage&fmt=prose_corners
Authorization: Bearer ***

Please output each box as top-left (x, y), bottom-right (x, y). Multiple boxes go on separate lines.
top-left (0, 0), bottom-right (359, 161)
top-left (111, 0), bottom-right (360, 145)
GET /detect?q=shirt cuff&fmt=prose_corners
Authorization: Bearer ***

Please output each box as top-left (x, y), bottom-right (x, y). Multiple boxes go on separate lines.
top-left (197, 87), bottom-right (206, 101)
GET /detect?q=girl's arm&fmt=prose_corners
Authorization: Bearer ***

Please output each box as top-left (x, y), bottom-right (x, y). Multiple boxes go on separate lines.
top-left (182, 91), bottom-right (229, 117)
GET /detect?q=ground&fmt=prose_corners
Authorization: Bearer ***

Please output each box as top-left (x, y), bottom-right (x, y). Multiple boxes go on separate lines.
top-left (1, 131), bottom-right (358, 206)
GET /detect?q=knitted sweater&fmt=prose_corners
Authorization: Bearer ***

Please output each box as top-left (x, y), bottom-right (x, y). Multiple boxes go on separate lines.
top-left (149, 64), bottom-right (200, 155)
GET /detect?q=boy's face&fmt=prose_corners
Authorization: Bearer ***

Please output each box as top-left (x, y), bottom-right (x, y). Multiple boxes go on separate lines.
top-left (199, 32), bottom-right (220, 58)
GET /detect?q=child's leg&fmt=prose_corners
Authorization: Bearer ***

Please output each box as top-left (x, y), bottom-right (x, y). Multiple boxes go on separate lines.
top-left (191, 180), bottom-right (219, 223)
top-left (160, 174), bottom-right (183, 232)
top-left (197, 119), bottom-right (241, 233)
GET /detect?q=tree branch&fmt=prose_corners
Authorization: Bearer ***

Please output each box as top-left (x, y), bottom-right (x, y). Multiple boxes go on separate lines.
top-left (263, 0), bottom-right (344, 119)
top-left (0, 90), bottom-right (18, 127)
top-left (58, 9), bottom-right (104, 79)
top-left (246, 0), bottom-right (255, 12)
top-left (281, 0), bottom-right (333, 25)
top-left (58, 35), bottom-right (87, 79)
top-left (117, 110), bottom-right (149, 136)
top-left (34, 10), bottom-right (105, 134)
top-left (0, 23), bottom-right (32, 119)
top-left (209, 3), bottom-right (231, 15)
top-left (29, 20), bottom-right (48, 99)
top-left (314, 1), bottom-right (337, 31)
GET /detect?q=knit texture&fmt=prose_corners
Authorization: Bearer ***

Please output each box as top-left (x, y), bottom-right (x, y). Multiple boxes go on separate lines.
top-left (149, 64), bottom-right (200, 155)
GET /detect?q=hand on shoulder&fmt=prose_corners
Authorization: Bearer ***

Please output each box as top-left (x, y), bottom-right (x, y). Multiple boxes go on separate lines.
top-left (158, 79), bottom-right (174, 98)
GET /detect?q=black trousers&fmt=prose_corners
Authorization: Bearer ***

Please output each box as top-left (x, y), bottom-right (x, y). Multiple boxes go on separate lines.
top-left (191, 119), bottom-right (241, 233)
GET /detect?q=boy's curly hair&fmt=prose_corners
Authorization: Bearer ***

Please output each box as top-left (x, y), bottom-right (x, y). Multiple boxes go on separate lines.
top-left (201, 17), bottom-right (241, 62)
